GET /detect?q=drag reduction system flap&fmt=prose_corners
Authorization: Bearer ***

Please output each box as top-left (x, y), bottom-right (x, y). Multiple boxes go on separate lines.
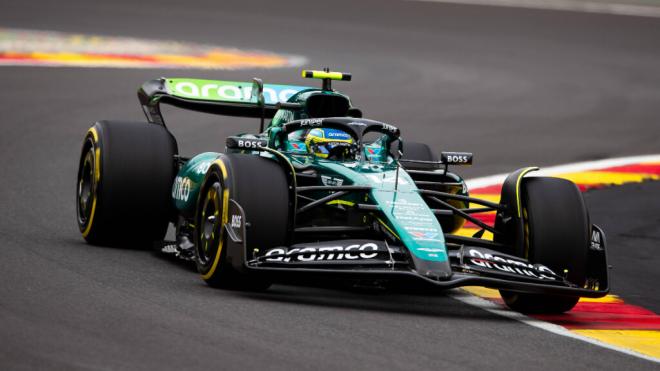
top-left (138, 77), bottom-right (313, 125)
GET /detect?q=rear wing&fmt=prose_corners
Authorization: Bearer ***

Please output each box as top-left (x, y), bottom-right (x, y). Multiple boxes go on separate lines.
top-left (138, 77), bottom-right (313, 125)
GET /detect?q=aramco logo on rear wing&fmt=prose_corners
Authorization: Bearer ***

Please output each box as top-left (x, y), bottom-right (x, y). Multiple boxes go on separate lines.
top-left (168, 79), bottom-right (309, 105)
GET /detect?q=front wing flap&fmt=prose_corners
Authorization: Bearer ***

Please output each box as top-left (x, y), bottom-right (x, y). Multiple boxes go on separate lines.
top-left (222, 196), bottom-right (608, 298)
top-left (238, 238), bottom-right (609, 298)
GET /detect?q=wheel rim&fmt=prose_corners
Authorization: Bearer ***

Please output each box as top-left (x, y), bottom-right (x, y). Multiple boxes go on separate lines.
top-left (77, 140), bottom-right (96, 227)
top-left (198, 181), bottom-right (223, 266)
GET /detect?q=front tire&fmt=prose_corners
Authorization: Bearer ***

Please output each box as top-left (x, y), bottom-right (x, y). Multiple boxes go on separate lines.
top-left (500, 177), bottom-right (589, 313)
top-left (195, 154), bottom-right (291, 289)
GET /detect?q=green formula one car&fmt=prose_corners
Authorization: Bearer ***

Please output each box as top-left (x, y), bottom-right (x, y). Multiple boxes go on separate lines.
top-left (76, 70), bottom-right (609, 313)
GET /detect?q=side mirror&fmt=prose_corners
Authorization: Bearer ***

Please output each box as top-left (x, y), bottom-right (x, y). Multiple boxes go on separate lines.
top-left (347, 107), bottom-right (363, 118)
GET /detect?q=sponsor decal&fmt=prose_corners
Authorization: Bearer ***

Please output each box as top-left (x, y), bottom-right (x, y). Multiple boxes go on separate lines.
top-left (366, 147), bottom-right (382, 155)
top-left (590, 229), bottom-right (603, 251)
top-left (195, 162), bottom-right (211, 175)
top-left (320, 175), bottom-right (344, 187)
top-left (172, 176), bottom-right (191, 202)
top-left (396, 214), bottom-right (435, 223)
top-left (381, 123), bottom-right (398, 133)
top-left (226, 136), bottom-right (268, 150)
top-left (366, 173), bottom-right (409, 185)
top-left (170, 79), bottom-right (307, 105)
top-left (405, 226), bottom-right (438, 232)
top-left (238, 139), bottom-right (265, 149)
top-left (386, 199), bottom-right (420, 206)
top-left (325, 129), bottom-right (351, 140)
top-left (348, 121), bottom-right (367, 127)
top-left (441, 151), bottom-right (473, 165)
top-left (418, 247), bottom-right (443, 258)
top-left (405, 226), bottom-right (442, 242)
top-left (290, 142), bottom-right (305, 151)
top-left (299, 118), bottom-right (324, 127)
top-left (264, 242), bottom-right (380, 262)
top-left (417, 247), bottom-right (445, 253)
top-left (387, 199), bottom-right (437, 225)
top-left (0, 28), bottom-right (305, 69)
top-left (467, 248), bottom-right (558, 280)
top-left (231, 214), bottom-right (242, 229)
top-left (410, 231), bottom-right (439, 240)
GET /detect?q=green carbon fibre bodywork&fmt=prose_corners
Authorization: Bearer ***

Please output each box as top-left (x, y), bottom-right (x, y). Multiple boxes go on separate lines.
top-left (318, 161), bottom-right (449, 262)
top-left (164, 78), bottom-right (313, 105)
top-left (172, 152), bottom-right (218, 217)
top-left (173, 149), bottom-right (462, 263)
top-left (167, 80), bottom-right (462, 264)
top-left (136, 74), bottom-right (609, 298)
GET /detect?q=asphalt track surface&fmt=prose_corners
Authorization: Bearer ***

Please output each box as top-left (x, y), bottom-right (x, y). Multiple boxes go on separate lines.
top-left (1, 0), bottom-right (659, 369)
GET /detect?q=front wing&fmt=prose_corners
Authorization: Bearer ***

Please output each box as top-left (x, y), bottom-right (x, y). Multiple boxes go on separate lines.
top-left (225, 199), bottom-right (609, 297)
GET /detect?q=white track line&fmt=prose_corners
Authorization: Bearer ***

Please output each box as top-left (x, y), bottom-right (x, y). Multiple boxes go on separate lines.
top-left (450, 291), bottom-right (660, 363)
top-left (467, 154), bottom-right (660, 189)
top-left (454, 154), bottom-right (660, 363)
top-left (411, 0), bottom-right (660, 18)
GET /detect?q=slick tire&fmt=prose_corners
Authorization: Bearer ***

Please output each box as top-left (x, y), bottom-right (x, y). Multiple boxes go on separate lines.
top-left (76, 121), bottom-right (178, 247)
top-left (195, 154), bottom-right (291, 290)
top-left (500, 177), bottom-right (589, 314)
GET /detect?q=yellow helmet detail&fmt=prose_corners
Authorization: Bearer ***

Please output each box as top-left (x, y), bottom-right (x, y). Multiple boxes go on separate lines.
top-left (304, 128), bottom-right (355, 160)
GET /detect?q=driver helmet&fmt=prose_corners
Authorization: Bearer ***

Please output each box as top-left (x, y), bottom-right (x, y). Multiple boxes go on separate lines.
top-left (304, 128), bottom-right (356, 160)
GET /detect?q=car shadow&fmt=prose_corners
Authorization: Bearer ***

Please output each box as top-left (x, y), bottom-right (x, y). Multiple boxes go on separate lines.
top-left (68, 237), bottom-right (512, 321)
top-left (226, 282), bottom-right (510, 322)
top-left (147, 246), bottom-right (511, 321)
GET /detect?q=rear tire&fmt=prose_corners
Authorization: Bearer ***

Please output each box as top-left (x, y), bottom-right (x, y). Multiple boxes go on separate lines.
top-left (76, 121), bottom-right (178, 247)
top-left (500, 177), bottom-right (589, 313)
top-left (195, 154), bottom-right (291, 290)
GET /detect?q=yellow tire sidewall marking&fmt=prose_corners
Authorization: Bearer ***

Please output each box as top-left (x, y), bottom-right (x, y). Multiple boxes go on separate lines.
top-left (515, 167), bottom-right (538, 218)
top-left (201, 160), bottom-right (229, 280)
top-left (81, 127), bottom-right (100, 238)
